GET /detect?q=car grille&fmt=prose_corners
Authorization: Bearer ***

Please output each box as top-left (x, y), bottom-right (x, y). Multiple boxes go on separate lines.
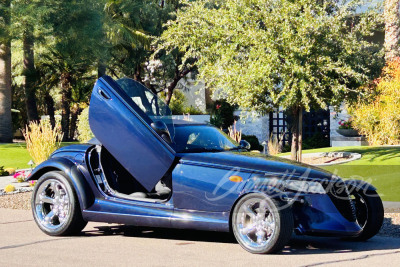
top-left (320, 179), bottom-right (357, 222)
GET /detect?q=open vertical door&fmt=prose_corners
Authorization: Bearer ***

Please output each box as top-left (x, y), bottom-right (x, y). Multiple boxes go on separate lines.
top-left (89, 76), bottom-right (175, 191)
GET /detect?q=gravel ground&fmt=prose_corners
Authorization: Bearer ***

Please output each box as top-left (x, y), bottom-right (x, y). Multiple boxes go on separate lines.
top-left (0, 191), bottom-right (32, 210)
top-left (1, 192), bottom-right (399, 238)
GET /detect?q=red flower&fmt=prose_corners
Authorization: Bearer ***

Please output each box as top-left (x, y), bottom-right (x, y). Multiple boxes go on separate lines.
top-left (216, 104), bottom-right (221, 110)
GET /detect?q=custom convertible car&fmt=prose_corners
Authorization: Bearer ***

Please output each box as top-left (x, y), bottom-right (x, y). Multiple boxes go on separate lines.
top-left (29, 76), bottom-right (384, 254)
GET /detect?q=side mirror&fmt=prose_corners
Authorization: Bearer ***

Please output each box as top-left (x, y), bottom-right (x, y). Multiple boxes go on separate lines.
top-left (151, 121), bottom-right (172, 143)
top-left (239, 140), bottom-right (251, 150)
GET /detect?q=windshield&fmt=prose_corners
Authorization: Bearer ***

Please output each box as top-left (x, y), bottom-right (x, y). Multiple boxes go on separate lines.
top-left (172, 125), bottom-right (239, 153)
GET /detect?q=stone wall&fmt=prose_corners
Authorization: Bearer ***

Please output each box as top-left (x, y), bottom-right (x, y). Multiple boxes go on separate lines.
top-left (329, 104), bottom-right (351, 138)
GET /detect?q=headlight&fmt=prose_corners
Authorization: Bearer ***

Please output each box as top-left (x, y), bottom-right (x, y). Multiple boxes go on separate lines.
top-left (284, 180), bottom-right (326, 194)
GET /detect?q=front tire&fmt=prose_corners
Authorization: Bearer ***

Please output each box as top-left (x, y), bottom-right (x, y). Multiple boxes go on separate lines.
top-left (31, 171), bottom-right (87, 236)
top-left (347, 189), bottom-right (384, 241)
top-left (232, 193), bottom-right (293, 254)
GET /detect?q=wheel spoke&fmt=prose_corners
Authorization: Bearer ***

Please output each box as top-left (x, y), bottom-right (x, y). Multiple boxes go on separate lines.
top-left (258, 200), bottom-right (267, 218)
top-left (40, 195), bottom-right (55, 204)
top-left (43, 210), bottom-right (56, 225)
top-left (256, 230), bottom-right (266, 244)
top-left (243, 205), bottom-right (257, 219)
top-left (241, 223), bottom-right (257, 235)
top-left (54, 185), bottom-right (62, 199)
top-left (263, 215), bottom-right (275, 235)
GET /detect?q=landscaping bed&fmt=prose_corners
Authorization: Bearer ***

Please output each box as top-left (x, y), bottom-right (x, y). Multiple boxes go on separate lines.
top-left (281, 152), bottom-right (361, 166)
top-left (280, 146), bottom-right (400, 202)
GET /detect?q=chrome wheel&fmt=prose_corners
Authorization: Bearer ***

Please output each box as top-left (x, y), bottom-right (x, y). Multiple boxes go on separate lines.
top-left (234, 197), bottom-right (277, 251)
top-left (34, 179), bottom-right (71, 231)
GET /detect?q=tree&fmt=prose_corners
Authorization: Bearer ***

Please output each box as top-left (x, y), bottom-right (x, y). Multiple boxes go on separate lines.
top-left (146, 48), bottom-right (195, 104)
top-left (11, 0), bottom-right (42, 122)
top-left (40, 0), bottom-right (104, 140)
top-left (160, 0), bottom-right (384, 161)
top-left (385, 0), bottom-right (400, 61)
top-left (103, 0), bottom-right (191, 101)
top-left (0, 0), bottom-right (12, 143)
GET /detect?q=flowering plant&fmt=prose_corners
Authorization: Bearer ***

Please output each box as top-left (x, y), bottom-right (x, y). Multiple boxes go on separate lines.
top-left (338, 119), bottom-right (353, 130)
top-left (4, 184), bottom-right (16, 193)
top-left (29, 180), bottom-right (37, 187)
top-left (13, 171), bottom-right (27, 183)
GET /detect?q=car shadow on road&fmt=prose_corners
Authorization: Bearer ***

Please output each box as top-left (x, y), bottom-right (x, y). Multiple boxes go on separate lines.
top-left (81, 223), bottom-right (400, 255)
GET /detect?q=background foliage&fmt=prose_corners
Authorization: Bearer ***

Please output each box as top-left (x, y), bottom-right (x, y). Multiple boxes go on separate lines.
top-left (351, 58), bottom-right (400, 145)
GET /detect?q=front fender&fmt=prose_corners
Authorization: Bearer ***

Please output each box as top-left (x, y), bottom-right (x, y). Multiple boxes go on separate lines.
top-left (27, 158), bottom-right (95, 210)
top-left (241, 177), bottom-right (289, 201)
top-left (344, 179), bottom-right (377, 192)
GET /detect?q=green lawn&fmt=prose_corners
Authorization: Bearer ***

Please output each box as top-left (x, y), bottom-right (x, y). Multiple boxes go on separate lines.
top-left (0, 142), bottom-right (78, 170)
top-left (281, 146), bottom-right (400, 202)
top-left (1, 143), bottom-right (399, 201)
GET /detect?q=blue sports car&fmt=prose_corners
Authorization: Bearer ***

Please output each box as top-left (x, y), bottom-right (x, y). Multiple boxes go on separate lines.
top-left (29, 76), bottom-right (384, 254)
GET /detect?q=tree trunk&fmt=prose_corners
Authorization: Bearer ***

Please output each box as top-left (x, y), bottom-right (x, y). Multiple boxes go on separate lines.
top-left (385, 0), bottom-right (400, 61)
top-left (23, 29), bottom-right (39, 122)
top-left (165, 80), bottom-right (177, 105)
top-left (165, 67), bottom-right (191, 105)
top-left (290, 107), bottom-right (299, 161)
top-left (44, 91), bottom-right (55, 129)
top-left (0, 0), bottom-right (12, 143)
top-left (69, 103), bottom-right (81, 141)
top-left (60, 72), bottom-right (72, 141)
top-left (290, 106), bottom-right (303, 162)
top-left (297, 107), bottom-right (303, 162)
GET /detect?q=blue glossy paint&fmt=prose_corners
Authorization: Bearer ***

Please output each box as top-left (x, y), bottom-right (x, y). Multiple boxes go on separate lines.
top-left (89, 76), bottom-right (175, 191)
top-left (293, 194), bottom-right (361, 236)
top-left (172, 162), bottom-right (251, 212)
top-left (179, 152), bottom-right (334, 179)
top-left (28, 154), bottom-right (95, 210)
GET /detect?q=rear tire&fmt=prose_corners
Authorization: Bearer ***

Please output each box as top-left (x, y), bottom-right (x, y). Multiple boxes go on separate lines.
top-left (232, 193), bottom-right (293, 254)
top-left (31, 171), bottom-right (87, 236)
top-left (346, 189), bottom-right (383, 241)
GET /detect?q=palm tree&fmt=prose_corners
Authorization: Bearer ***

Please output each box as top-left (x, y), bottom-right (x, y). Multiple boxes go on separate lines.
top-left (0, 0), bottom-right (13, 143)
top-left (385, 0), bottom-right (400, 61)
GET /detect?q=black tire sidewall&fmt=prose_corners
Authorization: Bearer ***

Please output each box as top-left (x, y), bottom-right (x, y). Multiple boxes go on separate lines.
top-left (352, 189), bottom-right (384, 241)
top-left (31, 171), bottom-right (82, 236)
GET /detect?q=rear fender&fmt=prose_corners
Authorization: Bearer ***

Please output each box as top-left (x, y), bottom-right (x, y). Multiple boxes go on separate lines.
top-left (27, 158), bottom-right (95, 210)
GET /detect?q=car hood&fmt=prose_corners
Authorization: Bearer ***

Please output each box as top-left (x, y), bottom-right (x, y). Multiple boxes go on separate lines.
top-left (178, 151), bottom-right (335, 181)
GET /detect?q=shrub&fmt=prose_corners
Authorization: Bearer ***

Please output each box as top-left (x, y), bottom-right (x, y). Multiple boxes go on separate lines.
top-left (169, 90), bottom-right (204, 115)
top-left (0, 166), bottom-right (9, 176)
top-left (228, 121), bottom-right (241, 143)
top-left (4, 168), bottom-right (15, 175)
top-left (77, 107), bottom-right (94, 143)
top-left (268, 133), bottom-right (285, 156)
top-left (241, 135), bottom-right (263, 151)
top-left (4, 184), bottom-right (16, 193)
top-left (13, 171), bottom-right (27, 183)
top-left (302, 132), bottom-right (330, 150)
top-left (351, 59), bottom-right (400, 145)
top-left (23, 120), bottom-right (63, 165)
top-left (209, 100), bottom-right (235, 129)
top-left (168, 90), bottom-right (186, 115)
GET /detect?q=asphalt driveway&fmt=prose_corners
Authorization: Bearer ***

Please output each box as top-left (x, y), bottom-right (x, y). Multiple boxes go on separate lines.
top-left (0, 208), bottom-right (399, 266)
